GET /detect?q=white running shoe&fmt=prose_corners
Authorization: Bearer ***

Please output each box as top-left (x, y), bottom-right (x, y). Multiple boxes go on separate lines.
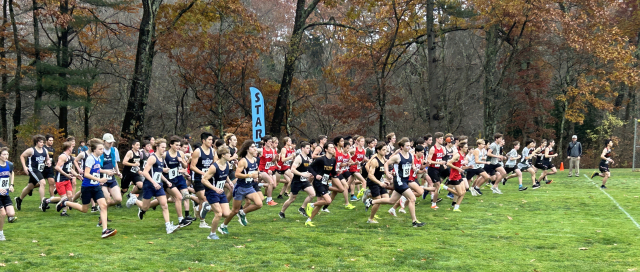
top-left (495, 188), bottom-right (503, 194)
top-left (0, 234), bottom-right (5, 241)
top-left (321, 208), bottom-right (330, 213)
top-left (400, 196), bottom-right (406, 209)
top-left (126, 195), bottom-right (137, 208)
top-left (166, 223), bottom-right (180, 234)
top-left (199, 220), bottom-right (210, 229)
top-left (388, 208), bottom-right (397, 217)
top-left (398, 208), bottom-right (406, 214)
top-left (469, 187), bottom-right (478, 197)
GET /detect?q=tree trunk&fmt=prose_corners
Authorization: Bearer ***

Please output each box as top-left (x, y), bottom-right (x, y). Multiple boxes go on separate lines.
top-left (120, 0), bottom-right (163, 142)
top-left (426, 0), bottom-right (440, 132)
top-left (1, 0), bottom-right (8, 141)
top-left (84, 86), bottom-right (90, 139)
top-left (558, 99), bottom-right (568, 160)
top-left (57, 0), bottom-right (71, 136)
top-left (483, 24), bottom-right (500, 138)
top-left (33, 0), bottom-right (44, 117)
top-left (9, 0), bottom-right (22, 152)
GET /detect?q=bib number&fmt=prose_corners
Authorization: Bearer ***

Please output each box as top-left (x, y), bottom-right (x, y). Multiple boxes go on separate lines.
top-left (321, 174), bottom-right (329, 185)
top-left (102, 173), bottom-right (113, 180)
top-left (435, 159), bottom-right (442, 168)
top-left (38, 163), bottom-right (45, 171)
top-left (215, 180), bottom-right (225, 189)
top-left (265, 161), bottom-right (275, 169)
top-left (284, 160), bottom-right (292, 166)
top-left (300, 174), bottom-right (308, 182)
top-left (153, 172), bottom-right (162, 183)
top-left (131, 166), bottom-right (139, 173)
top-left (402, 164), bottom-right (411, 178)
top-left (168, 168), bottom-right (178, 179)
top-left (91, 172), bottom-right (101, 185)
top-left (0, 178), bottom-right (9, 190)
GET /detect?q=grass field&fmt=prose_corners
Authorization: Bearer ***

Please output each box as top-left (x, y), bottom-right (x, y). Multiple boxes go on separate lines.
top-left (1, 169), bottom-right (639, 271)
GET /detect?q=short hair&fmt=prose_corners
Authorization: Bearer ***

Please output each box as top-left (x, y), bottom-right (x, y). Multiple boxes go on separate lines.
top-left (317, 135), bottom-right (327, 141)
top-left (323, 142), bottom-right (334, 150)
top-left (375, 142), bottom-right (386, 152)
top-left (0, 147), bottom-right (9, 155)
top-left (415, 138), bottom-right (425, 146)
top-left (332, 136), bottom-right (343, 146)
top-left (142, 140), bottom-right (151, 147)
top-left (604, 139), bottom-right (612, 146)
top-left (215, 139), bottom-right (225, 148)
top-left (261, 135), bottom-right (272, 143)
top-left (365, 138), bottom-right (374, 146)
top-left (153, 138), bottom-right (167, 151)
top-left (386, 133), bottom-right (395, 143)
top-left (415, 145), bottom-right (425, 153)
top-left (200, 132), bottom-right (213, 142)
top-left (397, 137), bottom-right (411, 148)
top-left (423, 134), bottom-right (432, 141)
top-left (62, 141), bottom-right (74, 151)
top-left (217, 145), bottom-right (230, 156)
top-left (88, 138), bottom-right (104, 152)
top-left (130, 139), bottom-right (140, 146)
top-left (512, 141), bottom-right (520, 147)
top-left (434, 132), bottom-right (444, 139)
top-left (33, 135), bottom-right (46, 146)
top-left (494, 133), bottom-right (503, 140)
top-left (299, 141), bottom-right (310, 149)
top-left (169, 136), bottom-right (182, 146)
top-left (309, 139), bottom-right (316, 145)
top-left (45, 134), bottom-right (54, 141)
top-left (66, 136), bottom-right (75, 142)
top-left (524, 139), bottom-right (535, 146)
top-left (476, 139), bottom-right (485, 145)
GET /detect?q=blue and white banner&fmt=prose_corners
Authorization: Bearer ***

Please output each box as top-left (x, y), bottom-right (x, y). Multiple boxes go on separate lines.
top-left (250, 87), bottom-right (265, 143)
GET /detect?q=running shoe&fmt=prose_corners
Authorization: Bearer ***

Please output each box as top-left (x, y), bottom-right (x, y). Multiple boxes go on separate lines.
top-left (350, 195), bottom-right (358, 201)
top-left (545, 179), bottom-right (553, 184)
top-left (388, 208), bottom-right (397, 217)
top-left (56, 200), bottom-right (67, 212)
top-left (277, 195), bottom-right (284, 199)
top-left (305, 220), bottom-right (315, 227)
top-left (447, 192), bottom-right (454, 200)
top-left (14, 197), bottom-right (21, 211)
top-left (41, 199), bottom-right (49, 212)
top-left (519, 186), bottom-right (528, 191)
top-left (321, 207), bottom-right (330, 213)
top-left (207, 233), bottom-right (220, 240)
top-left (601, 185), bottom-right (607, 189)
top-left (365, 199), bottom-right (373, 211)
top-left (469, 187), bottom-right (478, 196)
top-left (7, 216), bottom-right (17, 223)
top-left (200, 202), bottom-right (211, 219)
top-left (60, 212), bottom-right (70, 217)
top-left (166, 223), bottom-right (180, 234)
top-left (126, 194), bottom-right (137, 208)
top-left (344, 203), bottom-right (356, 210)
top-left (305, 203), bottom-right (313, 217)
top-left (452, 208), bottom-right (461, 212)
top-left (532, 183), bottom-right (541, 190)
top-left (298, 207), bottom-right (308, 217)
top-left (28, 189), bottom-right (33, 196)
top-left (0, 234), bottom-right (5, 241)
top-left (138, 208), bottom-right (145, 220)
top-left (179, 218), bottom-right (193, 228)
top-left (184, 216), bottom-right (196, 221)
top-left (590, 172), bottom-right (598, 179)
top-left (356, 188), bottom-right (366, 199)
top-left (436, 198), bottom-right (443, 203)
top-left (91, 206), bottom-right (98, 213)
top-left (238, 211), bottom-right (248, 226)
top-left (502, 178), bottom-right (507, 185)
top-left (200, 220), bottom-right (211, 228)
top-left (279, 212), bottom-right (285, 219)
top-left (412, 221), bottom-right (426, 227)
top-left (398, 208), bottom-right (406, 214)
top-left (374, 215), bottom-right (381, 219)
top-left (267, 200), bottom-right (278, 206)
top-left (101, 228), bottom-right (117, 238)
top-left (431, 204), bottom-right (439, 209)
top-left (367, 219), bottom-right (379, 224)
top-left (495, 187), bottom-right (503, 194)
top-left (217, 226), bottom-right (228, 235)
top-left (475, 188), bottom-right (483, 195)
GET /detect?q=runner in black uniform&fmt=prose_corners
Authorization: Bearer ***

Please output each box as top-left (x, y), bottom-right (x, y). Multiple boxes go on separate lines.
top-left (279, 141), bottom-right (315, 219)
top-left (16, 135), bottom-right (50, 211)
top-left (43, 135), bottom-right (56, 198)
top-left (364, 143), bottom-right (389, 220)
top-left (311, 135), bottom-right (327, 160)
top-left (591, 139), bottom-right (614, 189)
top-left (190, 132), bottom-right (215, 229)
top-left (304, 142), bottom-right (337, 227)
top-left (538, 139), bottom-right (558, 185)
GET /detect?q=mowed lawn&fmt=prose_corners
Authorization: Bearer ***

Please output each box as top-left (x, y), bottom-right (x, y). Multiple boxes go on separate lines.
top-left (1, 169), bottom-right (640, 271)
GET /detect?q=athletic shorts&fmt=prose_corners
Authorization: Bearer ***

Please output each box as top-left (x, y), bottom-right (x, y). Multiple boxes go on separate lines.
top-left (465, 168), bottom-right (485, 180)
top-left (394, 182), bottom-right (410, 194)
top-left (28, 169), bottom-right (45, 185)
top-left (252, 181), bottom-right (261, 192)
top-left (142, 180), bottom-right (166, 200)
top-left (543, 163), bottom-right (555, 170)
top-left (103, 178), bottom-right (119, 189)
top-left (439, 167), bottom-right (450, 179)
top-left (276, 169), bottom-right (288, 175)
top-left (341, 171), bottom-right (352, 180)
top-left (162, 179), bottom-right (176, 190)
top-left (42, 167), bottom-right (55, 179)
top-left (290, 180), bottom-right (311, 195)
top-left (205, 189), bottom-right (228, 204)
top-left (192, 180), bottom-right (205, 192)
top-left (170, 176), bottom-right (188, 191)
top-left (504, 166), bottom-right (517, 174)
top-left (448, 179), bottom-right (463, 186)
top-left (313, 182), bottom-right (329, 197)
top-left (599, 165), bottom-right (610, 173)
top-left (55, 180), bottom-right (73, 195)
top-left (484, 164), bottom-right (499, 176)
top-left (0, 195), bottom-right (13, 207)
top-left (121, 173), bottom-right (143, 190)
top-left (367, 182), bottom-right (388, 198)
top-left (518, 164), bottom-right (531, 172)
top-left (232, 185), bottom-right (256, 201)
top-left (81, 186), bottom-right (105, 205)
top-left (428, 167), bottom-right (442, 183)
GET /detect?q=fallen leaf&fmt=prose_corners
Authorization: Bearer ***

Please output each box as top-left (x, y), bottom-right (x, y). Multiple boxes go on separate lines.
top-left (596, 230), bottom-right (601, 232)
top-left (210, 264), bottom-right (215, 267)
top-left (628, 268), bottom-right (637, 271)
top-left (397, 249), bottom-right (404, 252)
top-left (69, 253), bottom-right (75, 256)
top-left (499, 204), bottom-right (503, 206)
top-left (311, 266), bottom-right (315, 269)
top-left (480, 200), bottom-right (484, 202)
top-left (507, 216), bottom-right (513, 220)
top-left (515, 208), bottom-right (518, 210)
top-left (0, 263), bottom-right (5, 267)
top-left (350, 259), bottom-right (355, 261)
top-left (39, 253), bottom-right (46, 257)
top-left (487, 213), bottom-right (492, 216)
top-left (579, 247), bottom-right (588, 250)
top-left (32, 240), bottom-right (38, 243)
top-left (515, 233), bottom-right (519, 235)
top-left (234, 245), bottom-right (245, 248)
top-left (284, 264), bottom-right (289, 268)
top-left (247, 239), bottom-right (252, 242)
top-left (634, 196), bottom-right (638, 198)
top-left (444, 217), bottom-right (449, 220)
top-left (530, 259), bottom-right (535, 262)
top-left (232, 236), bottom-right (239, 239)
top-left (148, 242), bottom-right (154, 244)
top-left (392, 258), bottom-right (395, 261)
top-left (421, 259), bottom-right (426, 261)
top-left (461, 230), bottom-right (465, 233)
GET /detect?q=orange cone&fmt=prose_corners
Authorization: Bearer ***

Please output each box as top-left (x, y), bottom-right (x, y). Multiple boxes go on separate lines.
top-left (559, 162), bottom-right (564, 171)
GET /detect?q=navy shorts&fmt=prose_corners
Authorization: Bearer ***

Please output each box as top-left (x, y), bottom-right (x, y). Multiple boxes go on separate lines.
top-left (0, 195), bottom-right (13, 207)
top-left (103, 178), bottom-right (119, 189)
top-left (252, 181), bottom-right (261, 192)
top-left (205, 189), bottom-right (229, 204)
top-left (81, 186), bottom-right (105, 205)
top-left (142, 180), bottom-right (166, 200)
top-left (232, 185), bottom-right (256, 201)
top-left (42, 167), bottom-right (55, 179)
top-left (28, 169), bottom-right (45, 185)
top-left (171, 176), bottom-right (188, 191)
top-left (394, 180), bottom-right (410, 194)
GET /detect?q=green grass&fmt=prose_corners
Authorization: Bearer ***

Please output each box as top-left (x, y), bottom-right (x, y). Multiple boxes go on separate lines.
top-left (1, 169), bottom-right (640, 271)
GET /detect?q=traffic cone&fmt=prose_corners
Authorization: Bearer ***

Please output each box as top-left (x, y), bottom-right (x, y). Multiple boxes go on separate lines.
top-left (559, 162), bottom-right (565, 171)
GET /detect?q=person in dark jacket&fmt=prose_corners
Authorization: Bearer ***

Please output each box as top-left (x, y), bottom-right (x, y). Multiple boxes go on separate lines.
top-left (567, 135), bottom-right (582, 177)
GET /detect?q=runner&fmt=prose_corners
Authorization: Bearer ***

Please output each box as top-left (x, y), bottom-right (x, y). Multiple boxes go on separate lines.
top-left (199, 146), bottom-right (232, 240)
top-left (365, 137), bottom-right (425, 227)
top-left (219, 140), bottom-right (263, 230)
top-left (50, 142), bottom-right (80, 216)
top-left (348, 136), bottom-right (368, 201)
top-left (257, 135), bottom-right (278, 206)
top-left (502, 141), bottom-right (528, 191)
top-left (122, 140), bottom-right (144, 206)
top-left (43, 135), bottom-right (56, 198)
top-left (15, 135), bottom-right (50, 211)
top-left (55, 138), bottom-right (117, 238)
top-left (385, 133), bottom-right (396, 159)
top-left (532, 139), bottom-right (548, 186)
top-left (276, 137), bottom-right (295, 200)
top-left (100, 133), bottom-right (123, 208)
top-left (328, 136), bottom-right (354, 210)
top-left (517, 139), bottom-right (539, 189)
top-left (190, 132), bottom-right (215, 228)
top-left (0, 147), bottom-right (17, 241)
top-left (363, 143), bottom-right (389, 219)
top-left (444, 141), bottom-right (471, 212)
top-left (426, 132), bottom-right (445, 209)
top-left (304, 142), bottom-right (338, 227)
top-left (132, 138), bottom-right (180, 234)
top-left (312, 135), bottom-right (328, 160)
top-left (161, 136), bottom-right (193, 228)
top-left (484, 133), bottom-right (507, 194)
top-left (389, 145), bottom-right (434, 216)
top-left (591, 139), bottom-right (614, 189)
top-left (279, 141), bottom-right (315, 219)
top-left (538, 139), bottom-right (558, 185)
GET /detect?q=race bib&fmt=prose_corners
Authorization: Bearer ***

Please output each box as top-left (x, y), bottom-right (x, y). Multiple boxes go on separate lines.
top-left (215, 180), bottom-right (225, 189)
top-left (284, 160), bottom-right (292, 166)
top-left (38, 163), bottom-right (45, 171)
top-left (131, 166), bottom-right (139, 173)
top-left (153, 172), bottom-right (162, 183)
top-left (402, 164), bottom-right (411, 178)
top-left (168, 168), bottom-right (178, 179)
top-left (300, 174), bottom-right (308, 182)
top-left (0, 178), bottom-right (9, 190)
top-left (65, 164), bottom-right (73, 173)
top-left (265, 161), bottom-right (275, 168)
top-left (102, 173), bottom-right (112, 180)
top-left (435, 159), bottom-right (442, 168)
top-left (91, 172), bottom-right (101, 185)
top-left (321, 174), bottom-right (329, 185)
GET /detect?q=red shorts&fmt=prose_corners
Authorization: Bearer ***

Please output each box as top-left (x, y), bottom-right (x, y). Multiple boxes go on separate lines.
top-left (55, 180), bottom-right (73, 195)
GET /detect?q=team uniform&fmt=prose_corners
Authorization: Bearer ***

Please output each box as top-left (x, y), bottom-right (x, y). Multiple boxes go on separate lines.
top-left (0, 161), bottom-right (14, 208)
top-left (308, 156), bottom-right (337, 197)
top-left (448, 151), bottom-right (464, 186)
top-left (165, 151), bottom-right (188, 191)
top-left (349, 147), bottom-right (365, 175)
top-left (27, 147), bottom-right (47, 185)
top-left (42, 145), bottom-right (55, 179)
top-left (427, 145), bottom-right (445, 183)
top-left (504, 149), bottom-right (518, 174)
top-left (335, 149), bottom-right (350, 180)
top-left (81, 155), bottom-right (106, 204)
top-left (233, 158), bottom-right (258, 200)
top-left (101, 147), bottom-right (120, 188)
top-left (533, 147), bottom-right (545, 170)
top-left (142, 154), bottom-right (166, 200)
top-left (408, 155), bottom-right (422, 183)
top-left (291, 154), bottom-right (312, 195)
top-left (192, 147), bottom-right (215, 193)
top-left (466, 148), bottom-right (487, 181)
top-left (367, 157), bottom-right (388, 198)
top-left (440, 146), bottom-right (454, 181)
top-left (122, 150), bottom-right (144, 190)
top-left (484, 143), bottom-right (501, 176)
top-left (599, 148), bottom-right (612, 173)
top-left (393, 153), bottom-right (412, 194)
top-left (542, 147), bottom-right (556, 170)
top-left (517, 147), bottom-right (533, 171)
top-left (206, 162), bottom-right (229, 204)
top-left (55, 154), bottom-right (74, 196)
top-left (277, 148), bottom-right (295, 175)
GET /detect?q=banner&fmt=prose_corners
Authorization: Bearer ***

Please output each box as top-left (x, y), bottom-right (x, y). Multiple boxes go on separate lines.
top-left (250, 87), bottom-right (265, 143)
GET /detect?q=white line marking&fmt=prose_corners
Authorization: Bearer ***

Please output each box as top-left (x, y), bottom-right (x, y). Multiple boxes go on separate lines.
top-left (584, 174), bottom-right (640, 230)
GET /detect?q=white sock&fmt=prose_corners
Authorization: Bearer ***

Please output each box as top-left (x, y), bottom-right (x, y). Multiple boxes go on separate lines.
top-left (165, 222), bottom-right (171, 227)
top-left (178, 217), bottom-right (184, 222)
top-left (309, 203), bottom-right (314, 208)
top-left (266, 197), bottom-right (272, 202)
top-left (430, 194), bottom-right (434, 200)
top-left (0, 230), bottom-right (3, 235)
top-left (239, 210), bottom-right (246, 216)
top-left (210, 232), bottom-right (216, 235)
top-left (442, 185), bottom-right (449, 190)
top-left (389, 207), bottom-right (395, 211)
top-left (454, 204), bottom-right (459, 209)
top-left (221, 223), bottom-right (227, 228)
top-left (432, 202), bottom-right (436, 206)
top-left (306, 218), bottom-right (311, 222)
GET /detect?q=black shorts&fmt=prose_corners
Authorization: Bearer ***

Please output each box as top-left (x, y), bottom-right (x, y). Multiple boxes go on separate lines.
top-left (28, 169), bottom-right (45, 185)
top-left (439, 167), bottom-right (450, 179)
top-left (448, 179), bottom-right (463, 186)
top-left (276, 169), bottom-right (288, 175)
top-left (465, 168), bottom-right (484, 180)
top-left (313, 182), bottom-right (329, 197)
top-left (121, 173), bottom-right (144, 190)
top-left (81, 186), bottom-right (105, 205)
top-left (518, 164), bottom-right (531, 172)
top-left (162, 179), bottom-right (176, 190)
top-left (192, 180), bottom-right (206, 192)
top-left (290, 179), bottom-right (311, 195)
top-left (42, 167), bottom-right (55, 179)
top-left (341, 171), bottom-right (352, 180)
top-left (428, 167), bottom-right (442, 183)
top-left (484, 164), bottom-right (499, 176)
top-left (543, 163), bottom-right (555, 170)
top-left (252, 181), bottom-right (261, 192)
top-left (504, 166), bottom-right (517, 174)
top-left (367, 182), bottom-right (388, 198)
top-left (0, 195), bottom-right (13, 207)
top-left (599, 165), bottom-right (610, 173)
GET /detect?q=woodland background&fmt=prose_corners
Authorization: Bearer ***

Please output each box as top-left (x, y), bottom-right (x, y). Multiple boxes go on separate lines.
top-left (0, 0), bottom-right (639, 168)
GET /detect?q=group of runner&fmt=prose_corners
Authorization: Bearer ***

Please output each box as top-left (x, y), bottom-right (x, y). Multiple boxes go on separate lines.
top-left (0, 132), bottom-right (615, 241)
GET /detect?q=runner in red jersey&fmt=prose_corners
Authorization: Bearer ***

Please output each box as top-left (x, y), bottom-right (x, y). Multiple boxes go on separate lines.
top-left (276, 137), bottom-right (295, 200)
top-left (426, 132), bottom-right (445, 209)
top-left (257, 136), bottom-right (278, 206)
top-left (347, 136), bottom-right (368, 201)
top-left (444, 142), bottom-right (471, 212)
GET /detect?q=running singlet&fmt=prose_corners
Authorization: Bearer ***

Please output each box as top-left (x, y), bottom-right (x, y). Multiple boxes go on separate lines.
top-left (370, 157), bottom-right (385, 182)
top-left (149, 154), bottom-right (165, 184)
top-left (237, 158), bottom-right (257, 188)
top-left (124, 150), bottom-right (141, 174)
top-left (210, 162), bottom-right (229, 190)
top-left (442, 146), bottom-right (454, 166)
top-left (409, 155), bottom-right (423, 181)
top-left (543, 147), bottom-right (554, 165)
top-left (520, 147), bottom-right (532, 166)
top-left (82, 155), bottom-right (101, 187)
top-left (429, 145), bottom-right (444, 168)
top-left (0, 161), bottom-right (14, 196)
top-left (29, 147), bottom-right (47, 172)
top-left (309, 156), bottom-right (336, 185)
top-left (259, 148), bottom-right (276, 172)
top-left (349, 147), bottom-right (365, 172)
top-left (600, 148), bottom-right (612, 166)
top-left (44, 145), bottom-right (55, 167)
top-left (336, 149), bottom-right (349, 174)
top-left (293, 154), bottom-right (310, 182)
top-left (165, 150), bottom-right (183, 180)
top-left (56, 154), bottom-right (74, 182)
top-left (193, 147), bottom-right (214, 181)
top-left (278, 148), bottom-right (295, 171)
top-left (449, 151), bottom-right (464, 181)
top-left (394, 152), bottom-right (413, 187)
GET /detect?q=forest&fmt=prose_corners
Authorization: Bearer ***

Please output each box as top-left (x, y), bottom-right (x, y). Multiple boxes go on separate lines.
top-left (0, 0), bottom-right (638, 168)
